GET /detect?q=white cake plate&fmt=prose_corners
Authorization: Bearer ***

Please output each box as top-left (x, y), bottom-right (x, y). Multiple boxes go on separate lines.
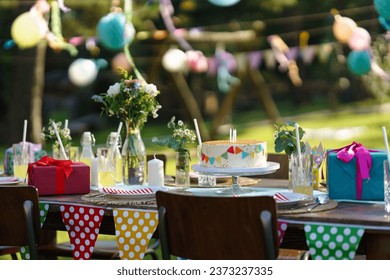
top-left (191, 161), bottom-right (280, 195)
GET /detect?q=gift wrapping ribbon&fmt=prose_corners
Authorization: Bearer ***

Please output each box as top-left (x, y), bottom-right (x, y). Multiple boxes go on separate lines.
top-left (28, 156), bottom-right (73, 194)
top-left (331, 142), bottom-right (373, 200)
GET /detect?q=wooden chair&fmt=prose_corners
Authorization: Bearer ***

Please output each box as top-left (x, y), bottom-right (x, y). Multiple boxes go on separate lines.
top-left (0, 185), bottom-right (41, 260)
top-left (259, 153), bottom-right (289, 179)
top-left (156, 191), bottom-right (279, 259)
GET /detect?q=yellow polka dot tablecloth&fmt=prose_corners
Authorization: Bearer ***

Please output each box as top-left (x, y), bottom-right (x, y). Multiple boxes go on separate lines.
top-left (304, 224), bottom-right (365, 260)
top-left (113, 209), bottom-right (158, 260)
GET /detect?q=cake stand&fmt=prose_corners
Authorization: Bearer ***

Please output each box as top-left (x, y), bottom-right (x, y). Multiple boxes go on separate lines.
top-left (191, 162), bottom-right (280, 196)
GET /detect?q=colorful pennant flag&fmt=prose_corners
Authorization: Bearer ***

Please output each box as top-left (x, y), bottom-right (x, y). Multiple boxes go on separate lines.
top-left (113, 209), bottom-right (158, 260)
top-left (60, 205), bottom-right (105, 260)
top-left (304, 224), bottom-right (365, 260)
top-left (277, 221), bottom-right (288, 245)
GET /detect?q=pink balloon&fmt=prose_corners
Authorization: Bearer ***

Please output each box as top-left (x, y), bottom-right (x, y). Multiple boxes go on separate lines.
top-left (348, 27), bottom-right (371, 50)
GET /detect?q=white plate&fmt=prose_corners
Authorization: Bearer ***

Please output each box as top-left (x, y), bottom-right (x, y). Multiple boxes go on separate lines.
top-left (99, 184), bottom-right (168, 199)
top-left (170, 187), bottom-right (314, 207)
top-left (0, 177), bottom-right (19, 185)
top-left (191, 162), bottom-right (280, 176)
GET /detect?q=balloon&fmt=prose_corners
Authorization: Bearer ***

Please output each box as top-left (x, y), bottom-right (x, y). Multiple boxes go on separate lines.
top-left (111, 52), bottom-right (132, 73)
top-left (186, 50), bottom-right (208, 73)
top-left (162, 48), bottom-right (188, 72)
top-left (97, 13), bottom-right (135, 51)
top-left (378, 16), bottom-right (390, 30)
top-left (11, 12), bottom-right (46, 49)
top-left (332, 15), bottom-right (357, 44)
top-left (207, 0), bottom-right (240, 7)
top-left (347, 50), bottom-right (371, 76)
top-left (374, 0), bottom-right (390, 20)
top-left (348, 27), bottom-right (371, 51)
top-left (68, 59), bottom-right (98, 87)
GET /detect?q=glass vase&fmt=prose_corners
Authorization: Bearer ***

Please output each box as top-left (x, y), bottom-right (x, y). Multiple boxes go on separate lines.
top-left (122, 122), bottom-right (146, 185)
top-left (175, 151), bottom-right (190, 187)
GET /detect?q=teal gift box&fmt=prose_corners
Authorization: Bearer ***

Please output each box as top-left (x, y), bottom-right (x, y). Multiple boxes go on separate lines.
top-left (327, 147), bottom-right (386, 201)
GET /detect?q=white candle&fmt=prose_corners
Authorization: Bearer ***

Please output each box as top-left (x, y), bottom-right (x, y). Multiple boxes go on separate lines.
top-left (147, 155), bottom-right (164, 187)
top-left (91, 157), bottom-right (99, 188)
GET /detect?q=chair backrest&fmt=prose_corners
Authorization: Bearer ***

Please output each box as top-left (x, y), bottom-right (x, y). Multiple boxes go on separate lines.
top-left (260, 153), bottom-right (289, 179)
top-left (0, 185), bottom-right (40, 259)
top-left (156, 191), bottom-right (279, 260)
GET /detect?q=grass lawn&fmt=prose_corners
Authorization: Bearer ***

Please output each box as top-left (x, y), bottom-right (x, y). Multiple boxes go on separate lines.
top-left (2, 100), bottom-right (390, 260)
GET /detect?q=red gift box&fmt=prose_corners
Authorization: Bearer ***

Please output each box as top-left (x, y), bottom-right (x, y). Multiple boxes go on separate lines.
top-left (28, 156), bottom-right (90, 196)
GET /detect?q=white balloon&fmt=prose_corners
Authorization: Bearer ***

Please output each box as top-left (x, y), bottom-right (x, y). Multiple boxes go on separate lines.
top-left (68, 59), bottom-right (98, 87)
top-left (162, 48), bottom-right (188, 72)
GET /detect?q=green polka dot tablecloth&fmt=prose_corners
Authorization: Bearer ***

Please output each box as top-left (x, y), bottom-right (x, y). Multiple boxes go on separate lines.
top-left (304, 224), bottom-right (365, 260)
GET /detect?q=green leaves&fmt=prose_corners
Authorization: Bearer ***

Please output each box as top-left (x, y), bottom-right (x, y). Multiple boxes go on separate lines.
top-left (273, 121), bottom-right (305, 156)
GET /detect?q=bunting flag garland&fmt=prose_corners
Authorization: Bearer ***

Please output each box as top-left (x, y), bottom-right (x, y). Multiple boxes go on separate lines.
top-left (277, 221), bottom-right (288, 245)
top-left (20, 202), bottom-right (50, 260)
top-left (113, 209), bottom-right (158, 260)
top-left (60, 205), bottom-right (105, 260)
top-left (304, 224), bottom-right (364, 260)
top-left (202, 144), bottom-right (265, 165)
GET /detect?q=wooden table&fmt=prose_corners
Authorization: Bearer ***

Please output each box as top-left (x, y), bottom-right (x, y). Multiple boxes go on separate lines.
top-left (39, 179), bottom-right (390, 259)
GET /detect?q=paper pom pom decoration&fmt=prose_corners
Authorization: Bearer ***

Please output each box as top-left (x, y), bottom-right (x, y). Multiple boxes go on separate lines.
top-left (208, 0), bottom-right (241, 6)
top-left (347, 50), bottom-right (371, 76)
top-left (111, 52), bottom-right (132, 72)
top-left (374, 0), bottom-right (390, 20)
top-left (348, 27), bottom-right (371, 51)
top-left (97, 13), bottom-right (135, 51)
top-left (332, 15), bottom-right (357, 44)
top-left (162, 48), bottom-right (188, 72)
top-left (186, 50), bottom-right (208, 73)
top-left (11, 12), bottom-right (46, 49)
top-left (68, 59), bottom-right (98, 87)
top-left (378, 16), bottom-right (390, 30)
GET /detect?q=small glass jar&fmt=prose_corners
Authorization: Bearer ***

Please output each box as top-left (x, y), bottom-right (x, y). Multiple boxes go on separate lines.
top-left (175, 151), bottom-right (190, 187)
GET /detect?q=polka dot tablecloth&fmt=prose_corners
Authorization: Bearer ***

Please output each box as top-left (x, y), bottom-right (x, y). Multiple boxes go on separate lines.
top-left (60, 205), bottom-right (105, 260)
top-left (304, 224), bottom-right (365, 260)
top-left (113, 209), bottom-right (158, 260)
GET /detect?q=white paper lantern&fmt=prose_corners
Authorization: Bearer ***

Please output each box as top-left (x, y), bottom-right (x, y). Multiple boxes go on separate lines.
top-left (332, 15), bottom-right (357, 44)
top-left (68, 59), bottom-right (98, 87)
top-left (162, 48), bottom-right (188, 72)
top-left (11, 12), bottom-right (46, 49)
top-left (208, 0), bottom-right (240, 7)
top-left (348, 27), bottom-right (371, 51)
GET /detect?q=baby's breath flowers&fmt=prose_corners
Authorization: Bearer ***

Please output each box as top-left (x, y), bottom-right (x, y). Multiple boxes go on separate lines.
top-left (41, 119), bottom-right (72, 149)
top-left (92, 68), bottom-right (161, 130)
top-left (152, 116), bottom-right (197, 156)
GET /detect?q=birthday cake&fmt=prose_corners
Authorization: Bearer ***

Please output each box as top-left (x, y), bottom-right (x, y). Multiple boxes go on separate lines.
top-left (200, 140), bottom-right (267, 168)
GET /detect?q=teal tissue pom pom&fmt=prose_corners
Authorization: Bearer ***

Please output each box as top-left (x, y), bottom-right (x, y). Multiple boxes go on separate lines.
top-left (374, 0), bottom-right (390, 20)
top-left (97, 13), bottom-right (127, 51)
top-left (347, 50), bottom-right (371, 76)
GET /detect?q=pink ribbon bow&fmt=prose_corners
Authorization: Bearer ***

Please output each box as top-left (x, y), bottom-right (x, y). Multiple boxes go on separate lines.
top-left (333, 142), bottom-right (372, 200)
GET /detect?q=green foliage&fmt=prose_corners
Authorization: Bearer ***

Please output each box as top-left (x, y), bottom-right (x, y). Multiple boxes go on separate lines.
top-left (41, 119), bottom-right (72, 149)
top-left (92, 68), bottom-right (161, 130)
top-left (152, 116), bottom-right (197, 156)
top-left (273, 121), bottom-right (305, 156)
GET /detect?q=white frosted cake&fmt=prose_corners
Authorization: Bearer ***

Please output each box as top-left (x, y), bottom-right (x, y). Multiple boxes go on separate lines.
top-left (200, 140), bottom-right (267, 168)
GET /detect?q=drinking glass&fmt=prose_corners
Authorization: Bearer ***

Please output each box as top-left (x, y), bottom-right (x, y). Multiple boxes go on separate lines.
top-left (289, 153), bottom-right (313, 197)
top-left (13, 143), bottom-right (30, 182)
top-left (97, 147), bottom-right (115, 189)
top-left (384, 160), bottom-right (390, 213)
